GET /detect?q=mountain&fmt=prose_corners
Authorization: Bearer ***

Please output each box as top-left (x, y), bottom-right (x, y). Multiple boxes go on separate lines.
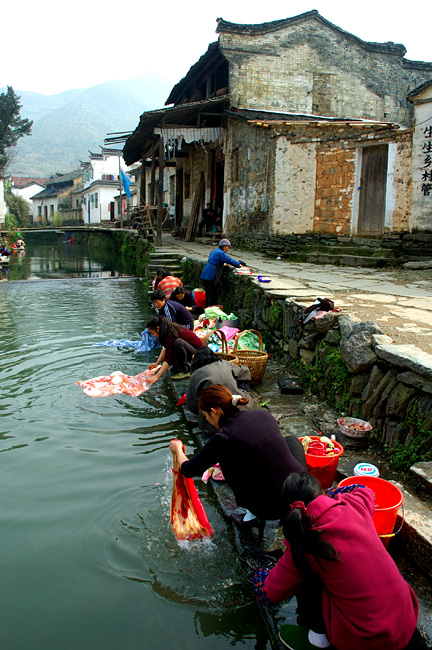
top-left (4, 75), bottom-right (172, 177)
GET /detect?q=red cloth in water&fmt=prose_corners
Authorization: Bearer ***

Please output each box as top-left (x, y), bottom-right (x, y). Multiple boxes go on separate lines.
top-left (171, 441), bottom-right (213, 541)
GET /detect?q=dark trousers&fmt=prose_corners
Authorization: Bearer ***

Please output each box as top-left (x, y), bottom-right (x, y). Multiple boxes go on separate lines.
top-left (296, 575), bottom-right (327, 634)
top-left (285, 436), bottom-right (307, 469)
top-left (171, 339), bottom-right (198, 373)
top-left (203, 279), bottom-right (218, 307)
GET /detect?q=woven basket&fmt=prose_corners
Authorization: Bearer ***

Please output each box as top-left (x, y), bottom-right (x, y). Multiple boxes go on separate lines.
top-left (233, 329), bottom-right (268, 385)
top-left (202, 329), bottom-right (239, 364)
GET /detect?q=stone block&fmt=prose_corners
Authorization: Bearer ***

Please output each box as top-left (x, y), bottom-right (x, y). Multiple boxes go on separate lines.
top-left (300, 349), bottom-right (314, 364)
top-left (383, 420), bottom-right (404, 447)
top-left (376, 344), bottom-right (432, 381)
top-left (289, 339), bottom-right (299, 359)
top-left (397, 371), bottom-right (432, 395)
top-left (340, 330), bottom-right (377, 373)
top-left (338, 313), bottom-right (361, 339)
top-left (350, 371), bottom-right (371, 396)
top-left (314, 312), bottom-right (340, 333)
top-left (386, 383), bottom-right (417, 418)
top-left (372, 334), bottom-right (393, 348)
top-left (362, 364), bottom-right (385, 402)
top-left (361, 368), bottom-right (398, 419)
top-left (324, 329), bottom-right (340, 344)
top-left (299, 332), bottom-right (321, 350)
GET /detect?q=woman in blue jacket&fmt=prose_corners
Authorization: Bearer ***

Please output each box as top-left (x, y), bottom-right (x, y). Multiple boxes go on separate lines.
top-left (200, 238), bottom-right (246, 307)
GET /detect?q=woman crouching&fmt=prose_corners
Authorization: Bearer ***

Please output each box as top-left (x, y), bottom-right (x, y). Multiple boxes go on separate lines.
top-left (253, 472), bottom-right (419, 650)
top-left (146, 316), bottom-right (202, 382)
top-left (169, 384), bottom-right (306, 528)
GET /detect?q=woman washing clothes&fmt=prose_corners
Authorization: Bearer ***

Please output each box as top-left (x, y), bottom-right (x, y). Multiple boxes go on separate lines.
top-left (251, 472), bottom-right (419, 650)
top-left (169, 385), bottom-right (306, 528)
top-left (186, 347), bottom-right (258, 433)
top-left (169, 285), bottom-right (204, 316)
top-left (147, 316), bottom-right (202, 382)
top-left (200, 238), bottom-right (247, 307)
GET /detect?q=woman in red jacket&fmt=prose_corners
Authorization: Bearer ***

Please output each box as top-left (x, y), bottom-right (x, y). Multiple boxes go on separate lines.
top-left (146, 316), bottom-right (202, 381)
top-left (252, 472), bottom-right (418, 650)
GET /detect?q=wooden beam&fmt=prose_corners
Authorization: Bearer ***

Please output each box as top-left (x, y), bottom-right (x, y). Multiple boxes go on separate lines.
top-left (156, 137), bottom-right (164, 246)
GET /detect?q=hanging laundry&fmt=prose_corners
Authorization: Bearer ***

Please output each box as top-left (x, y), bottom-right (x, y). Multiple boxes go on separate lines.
top-left (171, 441), bottom-right (213, 541)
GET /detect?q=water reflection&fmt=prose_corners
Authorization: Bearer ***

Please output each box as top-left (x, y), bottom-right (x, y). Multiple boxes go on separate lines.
top-left (0, 242), bottom-right (126, 281)
top-left (0, 244), bottom-right (269, 650)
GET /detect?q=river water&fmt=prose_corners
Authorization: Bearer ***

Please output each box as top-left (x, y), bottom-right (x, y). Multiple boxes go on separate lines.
top-left (0, 243), bottom-right (269, 650)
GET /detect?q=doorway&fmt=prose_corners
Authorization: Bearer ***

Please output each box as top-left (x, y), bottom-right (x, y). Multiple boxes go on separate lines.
top-left (358, 145), bottom-right (388, 235)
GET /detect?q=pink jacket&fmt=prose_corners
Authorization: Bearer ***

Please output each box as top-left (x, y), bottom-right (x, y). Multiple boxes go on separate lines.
top-left (264, 489), bottom-right (418, 650)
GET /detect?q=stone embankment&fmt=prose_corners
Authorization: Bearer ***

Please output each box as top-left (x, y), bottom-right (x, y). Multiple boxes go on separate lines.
top-left (178, 253), bottom-right (432, 647)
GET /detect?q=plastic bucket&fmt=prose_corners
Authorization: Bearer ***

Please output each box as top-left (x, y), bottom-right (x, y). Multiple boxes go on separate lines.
top-left (193, 288), bottom-right (206, 309)
top-left (300, 436), bottom-right (344, 490)
top-left (338, 476), bottom-right (404, 548)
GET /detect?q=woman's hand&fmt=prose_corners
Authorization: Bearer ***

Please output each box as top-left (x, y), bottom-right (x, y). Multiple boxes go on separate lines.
top-left (148, 362), bottom-right (158, 370)
top-left (169, 439), bottom-right (183, 455)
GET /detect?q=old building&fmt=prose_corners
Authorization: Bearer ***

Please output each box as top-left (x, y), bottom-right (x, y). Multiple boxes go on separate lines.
top-left (77, 148), bottom-right (135, 224)
top-left (117, 11), bottom-right (432, 240)
top-left (31, 170), bottom-right (82, 224)
top-left (407, 79), bottom-right (432, 231)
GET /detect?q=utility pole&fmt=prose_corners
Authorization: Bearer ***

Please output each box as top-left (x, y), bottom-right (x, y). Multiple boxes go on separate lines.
top-left (118, 153), bottom-right (123, 228)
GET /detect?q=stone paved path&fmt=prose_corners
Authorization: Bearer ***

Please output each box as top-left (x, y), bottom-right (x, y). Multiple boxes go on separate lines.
top-left (162, 234), bottom-right (432, 355)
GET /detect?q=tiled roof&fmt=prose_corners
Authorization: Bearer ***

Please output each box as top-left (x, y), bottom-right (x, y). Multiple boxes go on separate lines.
top-left (47, 169), bottom-right (82, 185)
top-left (165, 41), bottom-right (222, 106)
top-left (226, 107), bottom-right (394, 126)
top-left (407, 78), bottom-right (432, 101)
top-left (11, 176), bottom-right (49, 188)
top-left (216, 11), bottom-right (408, 56)
top-left (31, 187), bottom-right (60, 199)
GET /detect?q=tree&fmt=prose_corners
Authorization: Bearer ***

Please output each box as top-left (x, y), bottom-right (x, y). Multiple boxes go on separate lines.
top-left (4, 191), bottom-right (32, 228)
top-left (0, 86), bottom-right (33, 175)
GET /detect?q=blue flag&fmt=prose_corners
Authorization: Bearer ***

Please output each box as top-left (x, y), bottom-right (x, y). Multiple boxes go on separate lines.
top-left (121, 169), bottom-right (132, 199)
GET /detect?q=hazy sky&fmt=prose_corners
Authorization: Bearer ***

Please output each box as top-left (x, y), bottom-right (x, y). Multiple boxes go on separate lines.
top-left (2, 0), bottom-right (431, 96)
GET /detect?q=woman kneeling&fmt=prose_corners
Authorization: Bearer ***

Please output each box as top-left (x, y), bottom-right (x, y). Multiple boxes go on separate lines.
top-left (147, 316), bottom-right (202, 382)
top-left (169, 384), bottom-right (306, 527)
top-left (254, 472), bottom-right (419, 650)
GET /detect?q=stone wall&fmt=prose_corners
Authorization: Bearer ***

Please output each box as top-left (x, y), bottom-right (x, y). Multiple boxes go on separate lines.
top-left (224, 120), bottom-right (413, 238)
top-left (226, 232), bottom-right (432, 262)
top-left (181, 257), bottom-right (432, 469)
top-left (219, 15), bottom-right (432, 126)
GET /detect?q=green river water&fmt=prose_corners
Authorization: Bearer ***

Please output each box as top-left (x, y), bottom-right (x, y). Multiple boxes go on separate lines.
top-left (0, 243), bottom-right (269, 650)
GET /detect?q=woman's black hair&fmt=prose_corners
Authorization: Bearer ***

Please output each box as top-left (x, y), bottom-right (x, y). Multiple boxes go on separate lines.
top-left (191, 347), bottom-right (220, 373)
top-left (154, 268), bottom-right (170, 290)
top-left (151, 289), bottom-right (166, 302)
top-left (146, 316), bottom-right (184, 346)
top-left (280, 473), bottom-right (339, 579)
top-left (173, 285), bottom-right (186, 296)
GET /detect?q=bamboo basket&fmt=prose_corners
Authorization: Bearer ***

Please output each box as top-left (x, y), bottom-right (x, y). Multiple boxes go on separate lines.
top-left (233, 329), bottom-right (268, 385)
top-left (202, 329), bottom-right (239, 364)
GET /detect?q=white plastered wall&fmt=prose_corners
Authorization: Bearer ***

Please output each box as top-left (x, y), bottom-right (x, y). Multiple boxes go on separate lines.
top-left (273, 139), bottom-right (316, 234)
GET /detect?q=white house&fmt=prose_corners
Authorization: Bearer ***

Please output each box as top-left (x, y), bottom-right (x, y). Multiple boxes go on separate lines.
top-left (408, 79), bottom-right (432, 231)
top-left (79, 148), bottom-right (135, 224)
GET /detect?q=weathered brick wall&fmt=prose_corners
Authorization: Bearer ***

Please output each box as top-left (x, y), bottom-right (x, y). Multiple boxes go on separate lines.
top-left (219, 17), bottom-right (432, 126)
top-left (224, 120), bottom-right (272, 234)
top-left (273, 140), bottom-right (316, 234)
top-left (224, 120), bottom-right (412, 237)
top-left (391, 136), bottom-right (413, 232)
top-left (314, 148), bottom-right (356, 235)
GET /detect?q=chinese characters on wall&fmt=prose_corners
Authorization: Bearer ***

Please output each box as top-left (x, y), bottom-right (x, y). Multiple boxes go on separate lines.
top-left (421, 124), bottom-right (432, 196)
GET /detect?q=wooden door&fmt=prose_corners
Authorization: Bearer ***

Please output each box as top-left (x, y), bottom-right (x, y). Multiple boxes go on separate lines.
top-left (358, 145), bottom-right (388, 235)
